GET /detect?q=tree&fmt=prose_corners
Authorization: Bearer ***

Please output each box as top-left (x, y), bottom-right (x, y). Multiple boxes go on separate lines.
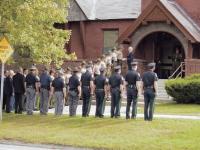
top-left (0, 0), bottom-right (73, 67)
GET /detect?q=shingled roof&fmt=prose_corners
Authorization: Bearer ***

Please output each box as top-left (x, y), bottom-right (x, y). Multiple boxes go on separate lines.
top-left (160, 0), bottom-right (200, 42)
top-left (68, 0), bottom-right (141, 21)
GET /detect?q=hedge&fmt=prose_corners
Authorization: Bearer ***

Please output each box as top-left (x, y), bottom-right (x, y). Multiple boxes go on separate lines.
top-left (165, 74), bottom-right (200, 104)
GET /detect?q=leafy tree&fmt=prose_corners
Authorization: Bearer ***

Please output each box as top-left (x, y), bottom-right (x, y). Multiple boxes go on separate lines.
top-left (0, 0), bottom-right (73, 67)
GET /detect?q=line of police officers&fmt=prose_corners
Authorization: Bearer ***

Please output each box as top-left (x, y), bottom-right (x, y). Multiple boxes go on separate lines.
top-left (24, 61), bottom-right (158, 121)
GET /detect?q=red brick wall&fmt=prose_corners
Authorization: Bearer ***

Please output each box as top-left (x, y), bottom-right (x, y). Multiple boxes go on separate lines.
top-left (141, 0), bottom-right (152, 11)
top-left (185, 59), bottom-right (200, 76)
top-left (68, 20), bottom-right (135, 59)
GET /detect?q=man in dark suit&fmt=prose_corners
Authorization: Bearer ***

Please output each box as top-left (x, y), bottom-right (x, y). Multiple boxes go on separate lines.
top-left (4, 70), bottom-right (13, 113)
top-left (13, 67), bottom-right (25, 114)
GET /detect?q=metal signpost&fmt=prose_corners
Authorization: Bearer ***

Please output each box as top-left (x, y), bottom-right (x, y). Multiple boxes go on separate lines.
top-left (0, 37), bottom-right (14, 121)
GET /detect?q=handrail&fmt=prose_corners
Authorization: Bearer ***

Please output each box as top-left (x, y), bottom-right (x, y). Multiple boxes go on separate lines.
top-left (168, 62), bottom-right (185, 79)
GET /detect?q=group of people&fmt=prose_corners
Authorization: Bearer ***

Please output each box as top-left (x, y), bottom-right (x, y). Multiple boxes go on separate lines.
top-left (2, 46), bottom-right (158, 121)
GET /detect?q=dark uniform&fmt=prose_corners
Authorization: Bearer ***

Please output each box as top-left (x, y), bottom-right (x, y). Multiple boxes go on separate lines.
top-left (40, 71), bottom-right (52, 115)
top-left (4, 75), bottom-right (13, 113)
top-left (25, 70), bottom-right (39, 115)
top-left (142, 63), bottom-right (158, 121)
top-left (127, 52), bottom-right (134, 70)
top-left (52, 75), bottom-right (65, 116)
top-left (13, 72), bottom-right (25, 114)
top-left (94, 68), bottom-right (107, 118)
top-left (109, 66), bottom-right (123, 118)
top-left (81, 69), bottom-right (93, 117)
top-left (68, 69), bottom-right (80, 116)
top-left (125, 62), bottom-right (140, 119)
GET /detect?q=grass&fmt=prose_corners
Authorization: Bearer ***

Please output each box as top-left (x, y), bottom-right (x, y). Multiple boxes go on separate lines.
top-left (146, 103), bottom-right (200, 115)
top-left (0, 113), bottom-right (200, 150)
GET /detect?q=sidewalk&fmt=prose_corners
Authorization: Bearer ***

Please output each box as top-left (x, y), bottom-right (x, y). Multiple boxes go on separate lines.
top-left (0, 140), bottom-right (91, 150)
top-left (48, 105), bottom-right (200, 120)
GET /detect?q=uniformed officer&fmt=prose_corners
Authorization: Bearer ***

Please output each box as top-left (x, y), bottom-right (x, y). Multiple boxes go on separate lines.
top-left (39, 67), bottom-right (52, 115)
top-left (25, 66), bottom-right (39, 115)
top-left (68, 67), bottom-right (81, 117)
top-left (94, 67), bottom-right (108, 118)
top-left (81, 65), bottom-right (94, 117)
top-left (125, 62), bottom-right (141, 119)
top-left (142, 63), bottom-right (158, 121)
top-left (109, 66), bottom-right (123, 118)
top-left (51, 69), bottom-right (66, 116)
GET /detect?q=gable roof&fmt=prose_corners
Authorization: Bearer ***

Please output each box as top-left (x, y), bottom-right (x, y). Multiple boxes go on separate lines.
top-left (118, 0), bottom-right (200, 43)
top-left (161, 0), bottom-right (200, 42)
top-left (68, 0), bottom-right (141, 21)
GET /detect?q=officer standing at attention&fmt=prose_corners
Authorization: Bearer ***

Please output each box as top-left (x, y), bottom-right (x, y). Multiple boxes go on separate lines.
top-left (25, 65), bottom-right (39, 115)
top-left (142, 63), bottom-right (158, 121)
top-left (81, 65), bottom-right (94, 117)
top-left (125, 62), bottom-right (141, 119)
top-left (68, 67), bottom-right (81, 117)
top-left (94, 67), bottom-right (108, 118)
top-left (40, 67), bottom-right (52, 115)
top-left (109, 66), bottom-right (123, 118)
top-left (51, 69), bottom-right (66, 116)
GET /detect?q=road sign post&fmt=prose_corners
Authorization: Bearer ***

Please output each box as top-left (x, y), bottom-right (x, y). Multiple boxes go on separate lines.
top-left (0, 37), bottom-right (14, 121)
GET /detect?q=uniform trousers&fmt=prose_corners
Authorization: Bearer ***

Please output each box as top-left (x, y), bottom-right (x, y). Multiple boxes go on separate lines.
top-left (144, 88), bottom-right (155, 121)
top-left (111, 88), bottom-right (121, 118)
top-left (26, 87), bottom-right (36, 115)
top-left (82, 87), bottom-right (91, 117)
top-left (40, 88), bottom-right (50, 115)
top-left (68, 90), bottom-right (79, 116)
top-left (4, 94), bottom-right (11, 113)
top-left (54, 91), bottom-right (64, 116)
top-left (15, 93), bottom-right (23, 113)
top-left (95, 89), bottom-right (105, 117)
top-left (126, 88), bottom-right (138, 119)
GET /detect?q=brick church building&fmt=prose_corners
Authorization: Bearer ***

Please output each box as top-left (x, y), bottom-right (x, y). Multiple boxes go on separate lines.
top-left (65, 0), bottom-right (200, 78)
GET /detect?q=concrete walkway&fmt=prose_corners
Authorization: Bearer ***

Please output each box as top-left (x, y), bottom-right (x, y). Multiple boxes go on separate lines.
top-left (0, 140), bottom-right (91, 150)
top-left (47, 105), bottom-right (200, 120)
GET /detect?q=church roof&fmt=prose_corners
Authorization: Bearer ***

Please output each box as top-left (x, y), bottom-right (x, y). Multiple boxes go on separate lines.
top-left (68, 0), bottom-right (141, 21)
top-left (160, 0), bottom-right (200, 42)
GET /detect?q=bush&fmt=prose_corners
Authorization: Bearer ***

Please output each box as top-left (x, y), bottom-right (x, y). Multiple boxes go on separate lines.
top-left (165, 75), bottom-right (200, 104)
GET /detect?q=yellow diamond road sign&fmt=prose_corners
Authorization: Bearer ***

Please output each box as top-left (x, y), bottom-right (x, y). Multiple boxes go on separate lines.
top-left (0, 37), bottom-right (14, 63)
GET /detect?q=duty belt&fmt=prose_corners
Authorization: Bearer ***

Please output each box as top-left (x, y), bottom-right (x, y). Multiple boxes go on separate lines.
top-left (27, 85), bottom-right (34, 88)
top-left (82, 86), bottom-right (90, 88)
top-left (127, 85), bottom-right (136, 89)
top-left (144, 86), bottom-right (154, 89)
top-left (95, 88), bottom-right (104, 91)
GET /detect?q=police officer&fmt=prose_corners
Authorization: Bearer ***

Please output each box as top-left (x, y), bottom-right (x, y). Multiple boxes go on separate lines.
top-left (51, 69), bottom-right (65, 116)
top-left (39, 67), bottom-right (52, 115)
top-left (25, 66), bottom-right (39, 115)
top-left (125, 62), bottom-right (141, 119)
top-left (142, 63), bottom-right (158, 121)
top-left (68, 67), bottom-right (81, 117)
top-left (81, 65), bottom-right (93, 117)
top-left (94, 67), bottom-right (108, 118)
top-left (109, 66), bottom-right (123, 118)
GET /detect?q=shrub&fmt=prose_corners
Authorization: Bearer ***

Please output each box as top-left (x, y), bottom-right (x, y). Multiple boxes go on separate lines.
top-left (165, 75), bottom-right (200, 104)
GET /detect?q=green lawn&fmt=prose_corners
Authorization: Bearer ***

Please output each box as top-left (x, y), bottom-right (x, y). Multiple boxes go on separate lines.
top-left (148, 103), bottom-right (200, 115)
top-left (0, 114), bottom-right (200, 150)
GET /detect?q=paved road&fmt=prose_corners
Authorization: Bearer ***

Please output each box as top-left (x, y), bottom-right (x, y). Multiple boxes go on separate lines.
top-left (47, 105), bottom-right (200, 120)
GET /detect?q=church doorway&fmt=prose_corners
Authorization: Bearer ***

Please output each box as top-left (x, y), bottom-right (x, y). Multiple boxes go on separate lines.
top-left (135, 32), bottom-right (185, 79)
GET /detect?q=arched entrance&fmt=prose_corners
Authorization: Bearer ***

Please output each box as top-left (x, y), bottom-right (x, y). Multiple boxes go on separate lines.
top-left (135, 32), bottom-right (185, 79)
